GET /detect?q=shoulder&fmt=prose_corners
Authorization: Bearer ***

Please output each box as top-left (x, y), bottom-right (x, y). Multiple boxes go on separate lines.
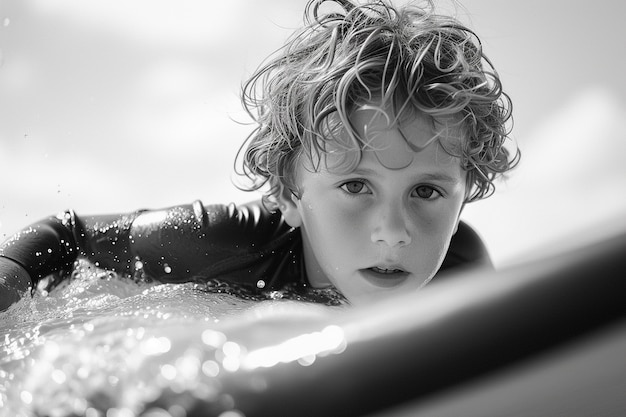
top-left (439, 221), bottom-right (492, 274)
top-left (130, 200), bottom-right (284, 235)
top-left (130, 199), bottom-right (290, 245)
top-left (128, 200), bottom-right (298, 281)
top-left (199, 200), bottom-right (291, 244)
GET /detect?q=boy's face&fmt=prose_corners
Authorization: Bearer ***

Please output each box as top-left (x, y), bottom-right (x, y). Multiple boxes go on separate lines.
top-left (280, 107), bottom-right (467, 305)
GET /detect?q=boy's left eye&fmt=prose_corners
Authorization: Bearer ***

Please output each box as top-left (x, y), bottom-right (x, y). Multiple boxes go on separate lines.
top-left (412, 185), bottom-right (441, 200)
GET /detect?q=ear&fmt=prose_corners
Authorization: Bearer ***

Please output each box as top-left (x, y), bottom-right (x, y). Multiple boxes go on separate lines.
top-left (453, 202), bottom-right (466, 235)
top-left (276, 186), bottom-right (303, 228)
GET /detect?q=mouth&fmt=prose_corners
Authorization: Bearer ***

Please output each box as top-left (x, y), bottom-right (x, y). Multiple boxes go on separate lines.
top-left (369, 267), bottom-right (405, 274)
top-left (359, 266), bottom-right (410, 288)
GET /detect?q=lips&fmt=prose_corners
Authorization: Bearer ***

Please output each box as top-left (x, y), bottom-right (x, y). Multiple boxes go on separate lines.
top-left (360, 266), bottom-right (410, 288)
top-left (369, 267), bottom-right (405, 274)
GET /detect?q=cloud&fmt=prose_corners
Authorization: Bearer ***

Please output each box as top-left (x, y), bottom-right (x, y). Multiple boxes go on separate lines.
top-left (28, 0), bottom-right (246, 46)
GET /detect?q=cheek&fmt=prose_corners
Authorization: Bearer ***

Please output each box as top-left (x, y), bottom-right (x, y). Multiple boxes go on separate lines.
top-left (418, 214), bottom-right (453, 238)
top-left (407, 206), bottom-right (461, 259)
top-left (301, 199), bottom-right (366, 253)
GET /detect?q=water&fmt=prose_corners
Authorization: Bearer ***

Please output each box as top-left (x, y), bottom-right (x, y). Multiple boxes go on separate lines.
top-left (0, 259), bottom-right (348, 417)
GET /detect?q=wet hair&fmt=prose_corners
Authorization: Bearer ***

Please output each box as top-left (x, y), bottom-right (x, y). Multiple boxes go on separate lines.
top-left (237, 0), bottom-right (520, 207)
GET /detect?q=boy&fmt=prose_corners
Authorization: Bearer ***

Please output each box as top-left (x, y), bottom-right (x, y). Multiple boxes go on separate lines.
top-left (0, 0), bottom-right (518, 310)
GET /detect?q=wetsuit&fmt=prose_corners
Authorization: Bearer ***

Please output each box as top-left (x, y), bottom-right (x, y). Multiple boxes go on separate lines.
top-left (0, 200), bottom-right (491, 302)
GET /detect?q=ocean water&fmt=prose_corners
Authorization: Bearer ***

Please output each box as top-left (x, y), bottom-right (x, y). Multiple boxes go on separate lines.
top-left (0, 259), bottom-right (348, 417)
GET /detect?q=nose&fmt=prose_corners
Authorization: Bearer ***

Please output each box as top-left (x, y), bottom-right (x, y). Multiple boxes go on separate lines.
top-left (370, 203), bottom-right (412, 247)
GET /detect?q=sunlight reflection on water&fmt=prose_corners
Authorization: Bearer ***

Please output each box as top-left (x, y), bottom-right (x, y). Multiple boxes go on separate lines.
top-left (0, 260), bottom-right (347, 417)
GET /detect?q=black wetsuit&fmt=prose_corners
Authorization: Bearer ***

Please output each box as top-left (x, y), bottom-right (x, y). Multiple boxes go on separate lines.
top-left (0, 200), bottom-right (491, 295)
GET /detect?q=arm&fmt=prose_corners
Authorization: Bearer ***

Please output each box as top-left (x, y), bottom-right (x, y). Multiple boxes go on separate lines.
top-left (0, 201), bottom-right (297, 311)
top-left (0, 258), bottom-right (31, 311)
top-left (0, 209), bottom-right (141, 311)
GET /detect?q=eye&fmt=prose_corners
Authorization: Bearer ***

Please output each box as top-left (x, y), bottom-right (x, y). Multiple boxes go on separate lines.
top-left (340, 180), bottom-right (371, 195)
top-left (413, 185), bottom-right (441, 200)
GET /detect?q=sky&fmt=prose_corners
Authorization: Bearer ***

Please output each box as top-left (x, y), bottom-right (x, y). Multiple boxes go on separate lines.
top-left (1, 0), bottom-right (625, 267)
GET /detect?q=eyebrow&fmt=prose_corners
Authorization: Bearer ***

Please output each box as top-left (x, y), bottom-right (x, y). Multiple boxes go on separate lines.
top-left (418, 173), bottom-right (462, 184)
top-left (349, 168), bottom-right (461, 184)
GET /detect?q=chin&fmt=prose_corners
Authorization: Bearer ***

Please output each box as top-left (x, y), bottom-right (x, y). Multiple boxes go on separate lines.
top-left (341, 281), bottom-right (424, 305)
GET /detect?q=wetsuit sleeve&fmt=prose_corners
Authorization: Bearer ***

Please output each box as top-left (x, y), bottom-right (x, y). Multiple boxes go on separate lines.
top-left (0, 258), bottom-right (31, 312)
top-left (0, 210), bottom-right (85, 310)
top-left (127, 201), bottom-right (300, 285)
top-left (0, 205), bottom-right (171, 314)
top-left (0, 201), bottom-right (265, 288)
top-left (0, 200), bottom-right (298, 310)
top-left (0, 208), bottom-right (142, 310)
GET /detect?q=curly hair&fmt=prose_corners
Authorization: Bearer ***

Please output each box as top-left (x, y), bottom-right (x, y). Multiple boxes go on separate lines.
top-left (236, 0), bottom-right (519, 206)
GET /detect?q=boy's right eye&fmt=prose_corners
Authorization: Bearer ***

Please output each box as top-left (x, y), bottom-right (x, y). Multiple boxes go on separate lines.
top-left (340, 180), bottom-right (371, 195)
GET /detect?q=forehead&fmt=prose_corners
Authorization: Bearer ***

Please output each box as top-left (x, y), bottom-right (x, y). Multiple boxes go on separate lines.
top-left (347, 106), bottom-right (465, 170)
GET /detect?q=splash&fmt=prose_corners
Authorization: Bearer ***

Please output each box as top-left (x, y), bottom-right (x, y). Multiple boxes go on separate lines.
top-left (0, 259), bottom-right (347, 417)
